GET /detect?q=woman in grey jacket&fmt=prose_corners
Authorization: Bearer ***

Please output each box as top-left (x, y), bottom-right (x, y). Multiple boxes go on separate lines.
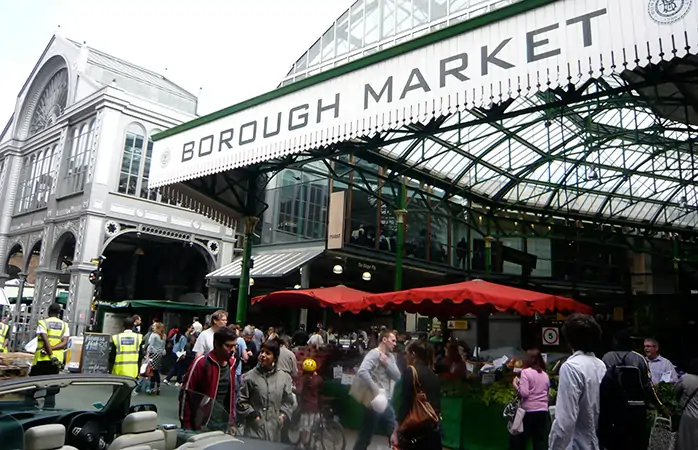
top-left (237, 340), bottom-right (294, 442)
top-left (675, 358), bottom-right (698, 450)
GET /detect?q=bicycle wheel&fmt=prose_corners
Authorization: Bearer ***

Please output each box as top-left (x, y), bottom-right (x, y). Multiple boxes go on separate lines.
top-left (320, 420), bottom-right (346, 450)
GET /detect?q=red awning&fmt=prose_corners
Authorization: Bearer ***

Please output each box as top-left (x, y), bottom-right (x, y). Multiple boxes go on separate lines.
top-left (344, 279), bottom-right (592, 317)
top-left (251, 285), bottom-right (369, 313)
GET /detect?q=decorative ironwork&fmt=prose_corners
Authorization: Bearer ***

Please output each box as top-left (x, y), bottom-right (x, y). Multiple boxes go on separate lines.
top-left (29, 69), bottom-right (68, 136)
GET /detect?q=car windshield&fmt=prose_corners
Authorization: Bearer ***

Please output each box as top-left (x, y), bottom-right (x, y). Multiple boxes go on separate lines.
top-left (0, 381), bottom-right (119, 412)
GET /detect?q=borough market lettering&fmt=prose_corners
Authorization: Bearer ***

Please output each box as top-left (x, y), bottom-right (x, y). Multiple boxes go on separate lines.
top-left (181, 8), bottom-right (606, 164)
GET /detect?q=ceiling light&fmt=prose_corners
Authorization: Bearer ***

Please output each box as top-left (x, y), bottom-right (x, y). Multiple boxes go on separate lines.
top-left (249, 278), bottom-right (255, 286)
top-left (294, 284), bottom-right (301, 289)
top-left (333, 264), bottom-right (343, 275)
top-left (362, 272), bottom-right (371, 281)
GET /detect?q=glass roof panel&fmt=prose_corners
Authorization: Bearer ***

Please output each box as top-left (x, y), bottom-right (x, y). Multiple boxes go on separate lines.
top-left (358, 71), bottom-right (698, 226)
top-left (282, 0), bottom-right (523, 85)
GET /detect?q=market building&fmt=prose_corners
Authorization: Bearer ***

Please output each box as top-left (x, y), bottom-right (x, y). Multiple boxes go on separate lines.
top-left (0, 33), bottom-right (238, 348)
top-left (151, 0), bottom-right (698, 351)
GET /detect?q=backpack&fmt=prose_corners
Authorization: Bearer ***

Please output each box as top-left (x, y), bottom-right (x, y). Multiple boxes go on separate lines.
top-left (598, 352), bottom-right (647, 443)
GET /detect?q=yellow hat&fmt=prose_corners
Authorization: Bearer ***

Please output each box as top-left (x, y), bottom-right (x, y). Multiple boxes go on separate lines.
top-left (302, 358), bottom-right (317, 373)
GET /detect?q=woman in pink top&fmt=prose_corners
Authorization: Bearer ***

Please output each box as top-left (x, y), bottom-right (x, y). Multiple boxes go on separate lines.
top-left (510, 349), bottom-right (550, 450)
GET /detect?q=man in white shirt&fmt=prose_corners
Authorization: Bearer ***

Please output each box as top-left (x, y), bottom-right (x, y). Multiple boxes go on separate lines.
top-left (308, 330), bottom-right (324, 348)
top-left (644, 338), bottom-right (678, 384)
top-left (549, 314), bottom-right (607, 450)
top-left (191, 317), bottom-right (203, 334)
top-left (193, 310), bottom-right (228, 355)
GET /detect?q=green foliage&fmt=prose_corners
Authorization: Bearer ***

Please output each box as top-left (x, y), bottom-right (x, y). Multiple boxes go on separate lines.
top-left (482, 381), bottom-right (516, 407)
top-left (655, 382), bottom-right (679, 416)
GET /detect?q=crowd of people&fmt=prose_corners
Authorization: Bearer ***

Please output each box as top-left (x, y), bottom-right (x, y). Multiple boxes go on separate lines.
top-left (104, 310), bottom-right (698, 450)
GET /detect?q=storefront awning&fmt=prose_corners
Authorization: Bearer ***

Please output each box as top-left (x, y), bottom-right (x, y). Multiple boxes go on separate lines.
top-left (252, 285), bottom-right (368, 313)
top-left (207, 247), bottom-right (324, 280)
top-left (345, 279), bottom-right (592, 317)
top-left (97, 300), bottom-right (219, 312)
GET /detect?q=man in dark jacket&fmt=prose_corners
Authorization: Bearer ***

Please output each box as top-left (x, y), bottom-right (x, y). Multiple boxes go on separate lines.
top-left (599, 329), bottom-right (662, 450)
top-left (179, 326), bottom-right (237, 432)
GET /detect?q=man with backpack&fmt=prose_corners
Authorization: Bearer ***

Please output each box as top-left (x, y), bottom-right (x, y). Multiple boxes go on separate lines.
top-left (599, 329), bottom-right (663, 450)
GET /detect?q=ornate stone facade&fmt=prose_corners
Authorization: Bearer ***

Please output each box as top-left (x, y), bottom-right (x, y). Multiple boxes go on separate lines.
top-left (0, 35), bottom-right (239, 346)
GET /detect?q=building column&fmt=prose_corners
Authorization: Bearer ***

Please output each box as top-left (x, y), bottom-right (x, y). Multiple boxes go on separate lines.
top-left (393, 180), bottom-right (407, 332)
top-left (31, 268), bottom-right (61, 314)
top-left (0, 156), bottom-right (23, 282)
top-left (298, 263), bottom-right (311, 330)
top-left (66, 263), bottom-right (98, 336)
top-left (484, 235), bottom-right (494, 276)
top-left (9, 272), bottom-right (27, 351)
top-left (235, 216), bottom-right (259, 325)
top-left (24, 267), bottom-right (62, 347)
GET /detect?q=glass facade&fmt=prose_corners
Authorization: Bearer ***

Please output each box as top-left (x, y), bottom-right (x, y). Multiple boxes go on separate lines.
top-left (15, 144), bottom-right (58, 214)
top-left (117, 124), bottom-right (169, 202)
top-left (282, 0), bottom-right (521, 85)
top-left (58, 118), bottom-right (95, 197)
top-left (322, 153), bottom-right (640, 286)
top-left (256, 168), bottom-right (330, 245)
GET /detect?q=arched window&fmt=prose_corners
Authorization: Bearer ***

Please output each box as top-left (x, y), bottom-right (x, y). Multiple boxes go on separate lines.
top-left (118, 126), bottom-right (163, 201)
top-left (59, 118), bottom-right (95, 196)
top-left (15, 143), bottom-right (59, 214)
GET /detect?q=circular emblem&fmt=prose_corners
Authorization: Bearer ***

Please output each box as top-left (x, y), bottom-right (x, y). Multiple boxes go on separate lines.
top-left (160, 149), bottom-right (171, 168)
top-left (648, 0), bottom-right (693, 24)
top-left (542, 327), bottom-right (560, 346)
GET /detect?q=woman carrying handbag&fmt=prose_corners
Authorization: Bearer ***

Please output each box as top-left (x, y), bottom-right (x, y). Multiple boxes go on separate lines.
top-left (392, 340), bottom-right (441, 450)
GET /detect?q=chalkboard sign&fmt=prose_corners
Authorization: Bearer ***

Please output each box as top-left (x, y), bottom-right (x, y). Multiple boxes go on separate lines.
top-left (80, 333), bottom-right (111, 374)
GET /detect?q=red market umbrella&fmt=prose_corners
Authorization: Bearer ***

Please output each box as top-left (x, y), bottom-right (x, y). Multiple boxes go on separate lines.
top-left (251, 285), bottom-right (369, 314)
top-left (344, 279), bottom-right (592, 317)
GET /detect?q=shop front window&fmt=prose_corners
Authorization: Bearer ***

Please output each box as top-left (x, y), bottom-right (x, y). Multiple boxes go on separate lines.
top-left (429, 205), bottom-right (449, 264)
top-left (264, 170), bottom-right (329, 244)
top-left (349, 158), bottom-right (380, 249)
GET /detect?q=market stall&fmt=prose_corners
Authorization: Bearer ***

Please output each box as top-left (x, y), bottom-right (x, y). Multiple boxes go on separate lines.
top-left (251, 285), bottom-right (369, 313)
top-left (336, 279), bottom-right (592, 449)
top-left (344, 279), bottom-right (593, 316)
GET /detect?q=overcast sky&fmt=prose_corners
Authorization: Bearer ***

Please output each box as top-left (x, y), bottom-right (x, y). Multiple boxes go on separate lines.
top-left (0, 0), bottom-right (348, 123)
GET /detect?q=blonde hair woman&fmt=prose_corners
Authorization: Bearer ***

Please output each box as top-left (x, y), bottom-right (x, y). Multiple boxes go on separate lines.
top-left (145, 322), bottom-right (166, 395)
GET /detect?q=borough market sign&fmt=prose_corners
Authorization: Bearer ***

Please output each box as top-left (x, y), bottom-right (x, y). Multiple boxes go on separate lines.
top-left (149, 0), bottom-right (697, 189)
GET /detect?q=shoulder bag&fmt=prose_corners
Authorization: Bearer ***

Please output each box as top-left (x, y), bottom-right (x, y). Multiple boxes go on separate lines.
top-left (398, 366), bottom-right (439, 432)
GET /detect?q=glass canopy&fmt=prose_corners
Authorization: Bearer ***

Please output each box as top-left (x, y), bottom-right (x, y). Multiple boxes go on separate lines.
top-left (362, 72), bottom-right (698, 228)
top-left (281, 0), bottom-right (522, 86)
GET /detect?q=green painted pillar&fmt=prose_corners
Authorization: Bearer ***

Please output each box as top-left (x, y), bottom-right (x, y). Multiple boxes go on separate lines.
top-left (236, 216), bottom-right (259, 325)
top-left (394, 209), bottom-right (407, 291)
top-left (673, 236), bottom-right (681, 292)
top-left (393, 182), bottom-right (407, 331)
top-left (484, 235), bottom-right (493, 277)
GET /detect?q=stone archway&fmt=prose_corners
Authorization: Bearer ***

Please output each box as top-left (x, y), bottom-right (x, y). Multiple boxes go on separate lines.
top-left (101, 231), bottom-right (214, 302)
top-left (5, 242), bottom-right (24, 280)
top-left (51, 231), bottom-right (76, 273)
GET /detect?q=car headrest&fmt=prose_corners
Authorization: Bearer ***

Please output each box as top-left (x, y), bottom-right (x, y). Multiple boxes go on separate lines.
top-left (24, 424), bottom-right (66, 450)
top-left (122, 410), bottom-right (158, 434)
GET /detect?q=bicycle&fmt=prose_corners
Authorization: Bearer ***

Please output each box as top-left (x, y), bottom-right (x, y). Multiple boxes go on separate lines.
top-left (289, 395), bottom-right (345, 450)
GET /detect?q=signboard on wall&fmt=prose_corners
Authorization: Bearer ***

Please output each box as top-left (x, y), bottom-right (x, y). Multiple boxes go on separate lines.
top-left (542, 327), bottom-right (560, 346)
top-left (447, 320), bottom-right (469, 330)
top-left (327, 191), bottom-right (346, 249)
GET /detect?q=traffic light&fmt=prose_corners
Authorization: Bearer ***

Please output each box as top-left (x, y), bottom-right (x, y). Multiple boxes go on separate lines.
top-left (89, 270), bottom-right (102, 285)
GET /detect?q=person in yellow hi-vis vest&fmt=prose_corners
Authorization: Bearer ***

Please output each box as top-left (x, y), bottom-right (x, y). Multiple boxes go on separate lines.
top-left (31, 303), bottom-right (68, 407)
top-left (31, 303), bottom-right (69, 372)
top-left (0, 319), bottom-right (10, 352)
top-left (108, 316), bottom-right (142, 379)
